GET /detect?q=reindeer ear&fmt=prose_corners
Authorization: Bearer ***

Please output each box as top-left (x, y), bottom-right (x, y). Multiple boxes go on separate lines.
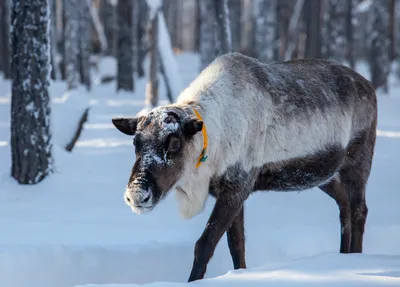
top-left (112, 117), bottom-right (142, 136)
top-left (182, 117), bottom-right (203, 137)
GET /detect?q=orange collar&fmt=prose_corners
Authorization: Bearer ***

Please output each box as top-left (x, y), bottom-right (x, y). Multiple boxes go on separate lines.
top-left (193, 109), bottom-right (208, 168)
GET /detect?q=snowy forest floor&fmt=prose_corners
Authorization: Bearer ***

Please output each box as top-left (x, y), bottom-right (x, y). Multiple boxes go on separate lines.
top-left (1, 54), bottom-right (400, 287)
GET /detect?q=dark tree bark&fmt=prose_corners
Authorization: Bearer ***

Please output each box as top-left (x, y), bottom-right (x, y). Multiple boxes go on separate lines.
top-left (304, 0), bottom-right (322, 58)
top-left (215, 0), bottom-right (231, 54)
top-left (389, 0), bottom-right (396, 60)
top-left (59, 0), bottom-right (66, 79)
top-left (64, 0), bottom-right (80, 90)
top-left (11, 0), bottom-right (53, 184)
top-left (199, 0), bottom-right (232, 71)
top-left (199, 0), bottom-right (217, 71)
top-left (145, 11), bottom-right (159, 107)
top-left (284, 0), bottom-right (304, 61)
top-left (0, 0), bottom-right (4, 75)
top-left (163, 0), bottom-right (183, 50)
top-left (100, 0), bottom-right (117, 56)
top-left (78, 0), bottom-right (92, 91)
top-left (228, 0), bottom-right (241, 52)
top-left (323, 0), bottom-right (347, 62)
top-left (50, 0), bottom-right (60, 80)
top-left (368, 0), bottom-right (390, 92)
top-left (137, 0), bottom-right (149, 78)
top-left (132, 0), bottom-right (139, 76)
top-left (0, 0), bottom-right (11, 79)
top-left (194, 0), bottom-right (201, 52)
top-left (255, 0), bottom-right (277, 63)
top-left (117, 0), bottom-right (134, 91)
top-left (346, 0), bottom-right (355, 68)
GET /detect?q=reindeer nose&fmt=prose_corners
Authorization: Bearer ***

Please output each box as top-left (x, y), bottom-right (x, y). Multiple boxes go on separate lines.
top-left (124, 188), bottom-right (152, 208)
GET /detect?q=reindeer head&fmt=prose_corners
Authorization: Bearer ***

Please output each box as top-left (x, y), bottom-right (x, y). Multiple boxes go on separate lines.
top-left (112, 105), bottom-right (204, 214)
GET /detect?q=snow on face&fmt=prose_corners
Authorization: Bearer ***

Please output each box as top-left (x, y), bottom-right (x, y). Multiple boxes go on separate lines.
top-left (150, 107), bottom-right (180, 134)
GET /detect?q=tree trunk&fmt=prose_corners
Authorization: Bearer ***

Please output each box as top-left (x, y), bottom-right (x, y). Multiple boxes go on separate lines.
top-left (346, 0), bottom-right (355, 68)
top-left (228, 0), bottom-right (241, 52)
top-left (50, 0), bottom-right (61, 80)
top-left (117, 0), bottom-right (134, 92)
top-left (199, 0), bottom-right (232, 71)
top-left (323, 0), bottom-right (347, 62)
top-left (284, 0), bottom-right (304, 61)
top-left (368, 0), bottom-right (390, 92)
top-left (64, 0), bottom-right (80, 90)
top-left (389, 0), bottom-right (396, 60)
top-left (0, 0), bottom-right (4, 74)
top-left (78, 0), bottom-right (92, 91)
top-left (199, 0), bottom-right (217, 71)
top-left (255, 0), bottom-right (277, 63)
top-left (88, 0), bottom-right (108, 54)
top-left (145, 11), bottom-right (159, 107)
top-left (132, 0), bottom-right (139, 76)
top-left (304, 0), bottom-right (322, 58)
top-left (137, 0), bottom-right (148, 78)
top-left (0, 0), bottom-right (11, 79)
top-left (215, 0), bottom-right (231, 54)
top-left (100, 0), bottom-right (117, 56)
top-left (10, 0), bottom-right (53, 184)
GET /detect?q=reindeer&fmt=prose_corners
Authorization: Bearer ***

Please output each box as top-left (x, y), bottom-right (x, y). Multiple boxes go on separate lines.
top-left (111, 53), bottom-right (377, 282)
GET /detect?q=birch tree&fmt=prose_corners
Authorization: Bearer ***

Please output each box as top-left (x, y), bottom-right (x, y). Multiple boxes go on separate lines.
top-left (10, 0), bottom-right (53, 184)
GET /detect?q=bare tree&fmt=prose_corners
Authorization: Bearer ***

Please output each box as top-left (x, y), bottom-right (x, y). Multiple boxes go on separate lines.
top-left (137, 0), bottom-right (149, 78)
top-left (322, 0), bottom-right (347, 62)
top-left (199, 0), bottom-right (217, 70)
top-left (284, 0), bottom-right (304, 61)
top-left (304, 0), bottom-right (322, 58)
top-left (215, 0), bottom-right (232, 54)
top-left (389, 0), bottom-right (396, 60)
top-left (78, 0), bottom-right (92, 90)
top-left (0, 0), bottom-right (11, 79)
top-left (368, 0), bottom-right (390, 92)
top-left (228, 0), bottom-right (241, 52)
top-left (199, 0), bottom-right (232, 71)
top-left (117, 0), bottom-right (134, 91)
top-left (64, 0), bottom-right (80, 90)
top-left (100, 0), bottom-right (117, 56)
top-left (10, 0), bottom-right (53, 184)
top-left (145, 8), bottom-right (159, 107)
top-left (50, 0), bottom-right (61, 80)
top-left (346, 0), bottom-right (355, 68)
top-left (255, 0), bottom-right (278, 63)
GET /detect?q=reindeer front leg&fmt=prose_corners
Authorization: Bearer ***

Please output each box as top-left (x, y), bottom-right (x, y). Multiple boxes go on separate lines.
top-left (188, 193), bottom-right (246, 282)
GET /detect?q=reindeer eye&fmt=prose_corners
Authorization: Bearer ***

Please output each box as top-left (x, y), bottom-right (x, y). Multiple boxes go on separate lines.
top-left (167, 136), bottom-right (181, 154)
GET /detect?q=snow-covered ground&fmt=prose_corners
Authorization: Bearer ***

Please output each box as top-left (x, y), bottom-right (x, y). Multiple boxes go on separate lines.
top-left (0, 55), bottom-right (399, 287)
